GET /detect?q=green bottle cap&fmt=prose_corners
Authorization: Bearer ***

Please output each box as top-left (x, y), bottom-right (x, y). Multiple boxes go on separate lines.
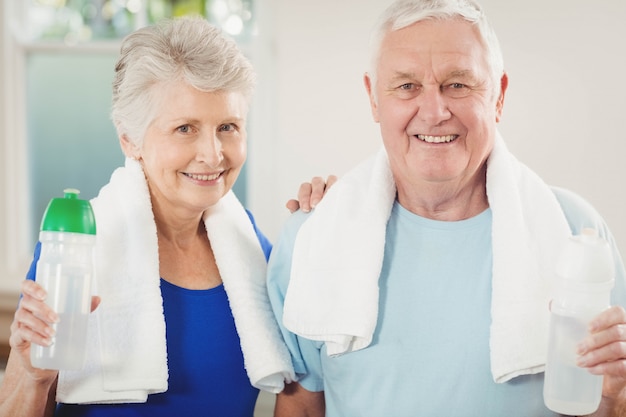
top-left (40, 188), bottom-right (96, 235)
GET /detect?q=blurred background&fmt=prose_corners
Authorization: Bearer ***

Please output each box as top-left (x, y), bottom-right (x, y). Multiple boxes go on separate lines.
top-left (0, 0), bottom-right (625, 414)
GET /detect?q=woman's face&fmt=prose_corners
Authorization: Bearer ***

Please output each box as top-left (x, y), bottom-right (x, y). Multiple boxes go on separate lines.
top-left (125, 80), bottom-right (248, 219)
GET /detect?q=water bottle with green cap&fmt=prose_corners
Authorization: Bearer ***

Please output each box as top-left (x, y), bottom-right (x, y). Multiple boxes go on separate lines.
top-left (31, 188), bottom-right (97, 370)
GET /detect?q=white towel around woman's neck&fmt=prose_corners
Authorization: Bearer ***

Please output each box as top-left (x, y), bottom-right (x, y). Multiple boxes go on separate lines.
top-left (56, 158), bottom-right (294, 404)
top-left (203, 191), bottom-right (295, 393)
top-left (283, 133), bottom-right (571, 383)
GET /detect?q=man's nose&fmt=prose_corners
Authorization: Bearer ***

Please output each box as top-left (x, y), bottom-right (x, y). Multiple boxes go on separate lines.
top-left (416, 87), bottom-right (451, 126)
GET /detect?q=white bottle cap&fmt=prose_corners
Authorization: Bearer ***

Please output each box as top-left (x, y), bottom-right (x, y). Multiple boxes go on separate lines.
top-left (556, 228), bottom-right (615, 285)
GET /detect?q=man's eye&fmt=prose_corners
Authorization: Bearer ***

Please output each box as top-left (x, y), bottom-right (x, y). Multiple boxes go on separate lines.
top-left (219, 123), bottom-right (236, 132)
top-left (399, 83), bottom-right (414, 90)
top-left (443, 83), bottom-right (471, 98)
top-left (177, 125), bottom-right (191, 133)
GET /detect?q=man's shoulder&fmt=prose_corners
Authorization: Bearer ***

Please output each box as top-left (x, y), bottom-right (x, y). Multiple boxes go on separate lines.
top-left (280, 210), bottom-right (314, 241)
top-left (268, 210), bottom-right (313, 281)
top-left (551, 186), bottom-right (608, 236)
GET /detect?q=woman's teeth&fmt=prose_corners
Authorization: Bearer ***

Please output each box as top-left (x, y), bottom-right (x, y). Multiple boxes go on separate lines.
top-left (187, 172), bottom-right (221, 181)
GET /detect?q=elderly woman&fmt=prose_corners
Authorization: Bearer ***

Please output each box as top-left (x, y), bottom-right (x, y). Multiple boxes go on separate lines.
top-left (0, 17), bottom-right (328, 417)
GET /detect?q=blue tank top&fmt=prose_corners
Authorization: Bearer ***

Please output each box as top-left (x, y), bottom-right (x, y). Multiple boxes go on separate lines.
top-left (25, 210), bottom-right (273, 417)
top-left (55, 281), bottom-right (259, 417)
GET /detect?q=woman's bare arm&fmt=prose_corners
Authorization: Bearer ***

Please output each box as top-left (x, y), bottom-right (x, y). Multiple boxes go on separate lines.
top-left (0, 349), bottom-right (58, 417)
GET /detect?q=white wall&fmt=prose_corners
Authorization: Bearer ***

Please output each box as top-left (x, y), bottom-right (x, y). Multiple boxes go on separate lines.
top-left (249, 0), bottom-right (626, 261)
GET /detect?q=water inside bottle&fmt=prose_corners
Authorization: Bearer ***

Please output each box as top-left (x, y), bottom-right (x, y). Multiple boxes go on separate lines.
top-left (31, 268), bottom-right (91, 370)
top-left (544, 313), bottom-right (602, 415)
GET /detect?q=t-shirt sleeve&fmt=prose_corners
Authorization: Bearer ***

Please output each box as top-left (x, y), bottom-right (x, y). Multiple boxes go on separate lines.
top-left (266, 210), bottom-right (325, 392)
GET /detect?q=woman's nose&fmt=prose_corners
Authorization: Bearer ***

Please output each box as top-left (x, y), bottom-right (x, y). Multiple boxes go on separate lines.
top-left (198, 132), bottom-right (224, 167)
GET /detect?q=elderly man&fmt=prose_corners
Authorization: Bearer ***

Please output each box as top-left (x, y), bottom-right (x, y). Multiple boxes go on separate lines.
top-left (268, 0), bottom-right (626, 416)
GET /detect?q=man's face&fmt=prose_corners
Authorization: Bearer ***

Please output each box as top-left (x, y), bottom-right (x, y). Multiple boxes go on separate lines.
top-left (366, 18), bottom-right (507, 204)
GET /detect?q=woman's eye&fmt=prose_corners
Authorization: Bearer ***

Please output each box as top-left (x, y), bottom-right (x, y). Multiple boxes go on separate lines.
top-left (177, 124), bottom-right (191, 133)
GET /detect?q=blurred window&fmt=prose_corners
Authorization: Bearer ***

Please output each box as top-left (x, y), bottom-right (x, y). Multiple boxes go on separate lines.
top-left (24, 0), bottom-right (254, 43)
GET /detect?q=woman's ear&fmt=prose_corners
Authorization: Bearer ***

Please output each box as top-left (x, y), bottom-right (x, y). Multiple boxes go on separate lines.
top-left (119, 133), bottom-right (141, 160)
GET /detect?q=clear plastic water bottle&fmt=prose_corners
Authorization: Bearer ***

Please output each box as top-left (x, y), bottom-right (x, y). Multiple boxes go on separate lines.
top-left (544, 228), bottom-right (615, 415)
top-left (31, 188), bottom-right (96, 370)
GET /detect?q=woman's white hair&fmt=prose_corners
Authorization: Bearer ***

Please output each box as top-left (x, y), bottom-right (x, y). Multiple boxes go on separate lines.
top-left (111, 16), bottom-right (256, 146)
top-left (368, 0), bottom-right (504, 96)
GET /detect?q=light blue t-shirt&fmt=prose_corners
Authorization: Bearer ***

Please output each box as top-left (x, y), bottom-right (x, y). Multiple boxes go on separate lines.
top-left (267, 187), bottom-right (626, 417)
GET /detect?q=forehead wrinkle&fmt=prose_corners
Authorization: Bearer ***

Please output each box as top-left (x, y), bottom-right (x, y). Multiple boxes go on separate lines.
top-left (448, 69), bottom-right (473, 78)
top-left (390, 70), bottom-right (418, 81)
top-left (445, 69), bottom-right (482, 84)
top-left (386, 68), bottom-right (474, 87)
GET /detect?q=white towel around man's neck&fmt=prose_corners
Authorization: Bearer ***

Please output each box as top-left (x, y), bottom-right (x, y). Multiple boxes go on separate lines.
top-left (283, 133), bottom-right (571, 383)
top-left (56, 158), bottom-right (293, 404)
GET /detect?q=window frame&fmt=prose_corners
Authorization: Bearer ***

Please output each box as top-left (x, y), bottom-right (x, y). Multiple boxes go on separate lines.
top-left (1, 0), bottom-right (32, 294)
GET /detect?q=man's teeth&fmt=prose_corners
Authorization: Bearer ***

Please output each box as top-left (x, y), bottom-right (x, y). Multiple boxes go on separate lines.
top-left (417, 134), bottom-right (456, 143)
top-left (187, 173), bottom-right (221, 181)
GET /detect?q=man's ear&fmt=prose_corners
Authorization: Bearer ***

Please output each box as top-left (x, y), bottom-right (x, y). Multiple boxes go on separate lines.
top-left (364, 73), bottom-right (380, 123)
top-left (119, 133), bottom-right (140, 160)
top-left (495, 72), bottom-right (508, 123)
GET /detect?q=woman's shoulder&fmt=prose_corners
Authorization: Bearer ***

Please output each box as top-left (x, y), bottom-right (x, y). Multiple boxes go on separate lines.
top-left (244, 209), bottom-right (273, 260)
